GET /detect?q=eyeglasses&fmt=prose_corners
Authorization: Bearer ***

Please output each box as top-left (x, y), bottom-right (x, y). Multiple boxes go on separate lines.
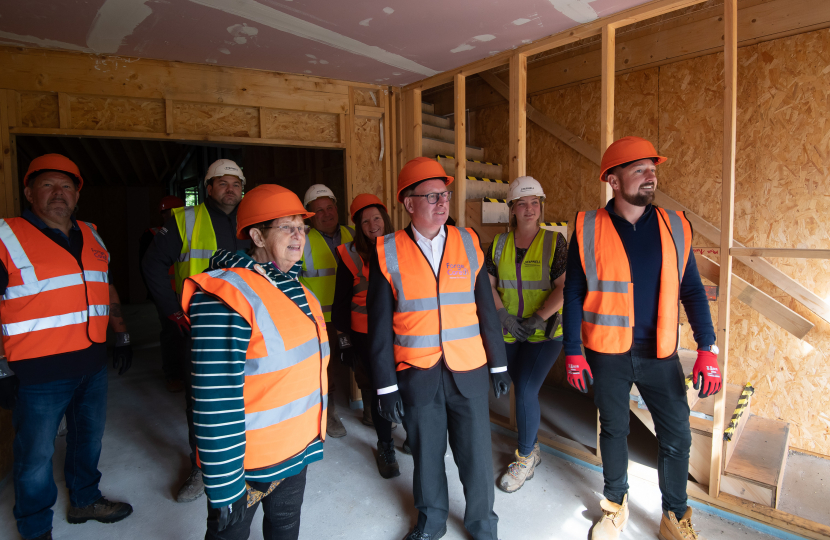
top-left (408, 191), bottom-right (453, 204)
top-left (260, 224), bottom-right (308, 235)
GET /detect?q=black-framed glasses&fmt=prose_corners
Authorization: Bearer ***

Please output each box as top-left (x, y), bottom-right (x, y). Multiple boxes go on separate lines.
top-left (408, 191), bottom-right (453, 204)
top-left (259, 224), bottom-right (308, 235)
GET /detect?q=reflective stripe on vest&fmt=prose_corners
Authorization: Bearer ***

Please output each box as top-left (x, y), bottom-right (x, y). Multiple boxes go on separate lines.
top-left (377, 227), bottom-right (486, 372)
top-left (492, 229), bottom-right (561, 342)
top-left (182, 267), bottom-right (330, 470)
top-left (173, 204), bottom-right (218, 294)
top-left (0, 218), bottom-right (110, 361)
top-left (336, 242), bottom-right (369, 333)
top-left (576, 207), bottom-right (691, 358)
top-left (300, 225), bottom-right (354, 322)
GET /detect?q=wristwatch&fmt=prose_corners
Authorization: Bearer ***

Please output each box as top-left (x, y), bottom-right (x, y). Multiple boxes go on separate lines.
top-left (700, 344), bottom-right (719, 354)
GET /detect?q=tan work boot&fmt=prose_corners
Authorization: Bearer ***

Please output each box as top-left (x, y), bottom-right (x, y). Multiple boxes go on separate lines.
top-left (497, 449), bottom-right (536, 493)
top-left (532, 441), bottom-right (542, 466)
top-left (659, 507), bottom-right (702, 540)
top-left (591, 494), bottom-right (628, 540)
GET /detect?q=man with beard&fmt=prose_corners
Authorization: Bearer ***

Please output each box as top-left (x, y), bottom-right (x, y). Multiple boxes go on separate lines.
top-left (141, 158), bottom-right (249, 503)
top-left (562, 137), bottom-right (720, 540)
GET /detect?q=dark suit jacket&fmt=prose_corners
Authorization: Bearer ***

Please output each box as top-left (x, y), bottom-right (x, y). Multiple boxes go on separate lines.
top-left (367, 225), bottom-right (508, 407)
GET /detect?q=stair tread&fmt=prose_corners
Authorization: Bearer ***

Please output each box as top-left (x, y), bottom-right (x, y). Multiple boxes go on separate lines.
top-left (435, 155), bottom-right (502, 166)
top-left (724, 415), bottom-right (789, 487)
top-left (689, 382), bottom-right (745, 434)
top-left (422, 136), bottom-right (483, 151)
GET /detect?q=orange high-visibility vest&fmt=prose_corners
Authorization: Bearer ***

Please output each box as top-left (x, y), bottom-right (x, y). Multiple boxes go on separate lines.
top-left (575, 207), bottom-right (692, 359)
top-left (182, 267), bottom-right (330, 470)
top-left (0, 218), bottom-right (110, 362)
top-left (336, 242), bottom-right (369, 334)
top-left (149, 227), bottom-right (176, 291)
top-left (376, 226), bottom-right (487, 372)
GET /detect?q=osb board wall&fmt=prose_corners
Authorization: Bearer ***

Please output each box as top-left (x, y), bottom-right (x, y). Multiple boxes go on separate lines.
top-left (353, 88), bottom-right (379, 107)
top-left (262, 110), bottom-right (339, 143)
top-left (352, 117), bottom-right (384, 201)
top-left (473, 28), bottom-right (830, 455)
top-left (69, 96), bottom-right (165, 133)
top-left (174, 102), bottom-right (260, 138)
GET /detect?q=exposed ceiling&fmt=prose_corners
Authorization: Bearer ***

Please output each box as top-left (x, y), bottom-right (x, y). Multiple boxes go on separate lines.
top-left (0, 0), bottom-right (652, 86)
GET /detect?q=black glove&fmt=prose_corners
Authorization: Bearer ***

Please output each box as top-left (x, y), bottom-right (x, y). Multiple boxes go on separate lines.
top-left (113, 332), bottom-right (133, 376)
top-left (491, 371), bottom-right (511, 399)
top-left (521, 313), bottom-right (547, 335)
top-left (340, 348), bottom-right (358, 369)
top-left (208, 491), bottom-right (248, 532)
top-left (497, 308), bottom-right (530, 341)
top-left (337, 332), bottom-right (352, 350)
top-left (0, 375), bottom-right (18, 410)
top-left (377, 390), bottom-right (404, 424)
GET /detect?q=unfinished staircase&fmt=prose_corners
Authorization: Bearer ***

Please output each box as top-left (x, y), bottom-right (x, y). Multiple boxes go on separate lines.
top-left (629, 350), bottom-right (791, 508)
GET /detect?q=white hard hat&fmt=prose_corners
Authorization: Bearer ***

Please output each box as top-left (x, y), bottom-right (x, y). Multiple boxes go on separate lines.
top-left (508, 176), bottom-right (545, 202)
top-left (303, 184), bottom-right (337, 208)
top-left (205, 159), bottom-right (246, 186)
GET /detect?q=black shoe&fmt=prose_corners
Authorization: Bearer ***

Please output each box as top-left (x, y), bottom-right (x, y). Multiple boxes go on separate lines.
top-left (401, 437), bottom-right (412, 455)
top-left (403, 524), bottom-right (447, 540)
top-left (376, 440), bottom-right (401, 479)
top-left (67, 496), bottom-right (133, 524)
top-left (28, 531), bottom-right (52, 540)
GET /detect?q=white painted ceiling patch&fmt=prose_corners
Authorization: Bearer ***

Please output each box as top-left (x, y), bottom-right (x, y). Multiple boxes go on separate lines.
top-left (512, 18), bottom-right (531, 25)
top-left (0, 30), bottom-right (92, 52)
top-left (383, 7), bottom-right (394, 14)
top-left (548, 0), bottom-right (598, 24)
top-left (450, 43), bottom-right (475, 53)
top-left (219, 47), bottom-right (230, 54)
top-left (359, 18), bottom-right (372, 26)
top-left (473, 34), bottom-right (495, 42)
top-left (86, 0), bottom-right (153, 54)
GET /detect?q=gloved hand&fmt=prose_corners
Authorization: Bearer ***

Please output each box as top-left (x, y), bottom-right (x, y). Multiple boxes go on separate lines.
top-left (113, 332), bottom-right (133, 375)
top-left (0, 375), bottom-right (18, 410)
top-left (497, 308), bottom-right (530, 341)
top-left (377, 390), bottom-right (404, 424)
top-left (208, 491), bottom-right (248, 532)
top-left (566, 355), bottom-right (594, 393)
top-left (168, 310), bottom-right (191, 336)
top-left (521, 313), bottom-right (547, 335)
top-left (693, 350), bottom-right (722, 398)
top-left (491, 371), bottom-right (511, 399)
top-left (340, 348), bottom-right (358, 369)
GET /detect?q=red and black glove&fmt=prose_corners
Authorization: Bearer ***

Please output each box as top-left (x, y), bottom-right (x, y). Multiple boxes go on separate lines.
top-left (168, 310), bottom-right (191, 336)
top-left (693, 350), bottom-right (722, 398)
top-left (566, 355), bottom-right (593, 393)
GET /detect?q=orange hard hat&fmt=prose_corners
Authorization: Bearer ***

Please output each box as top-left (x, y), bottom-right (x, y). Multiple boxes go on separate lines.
top-left (24, 154), bottom-right (84, 190)
top-left (159, 195), bottom-right (185, 212)
top-left (236, 184), bottom-right (315, 239)
top-left (599, 136), bottom-right (666, 182)
top-left (349, 193), bottom-right (387, 222)
top-left (396, 157), bottom-right (453, 203)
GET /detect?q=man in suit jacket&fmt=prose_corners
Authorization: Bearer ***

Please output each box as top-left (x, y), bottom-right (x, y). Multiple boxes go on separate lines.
top-left (367, 157), bottom-right (511, 540)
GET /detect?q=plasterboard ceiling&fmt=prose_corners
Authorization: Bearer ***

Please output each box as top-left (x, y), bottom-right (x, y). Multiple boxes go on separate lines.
top-left (0, 0), bottom-right (652, 86)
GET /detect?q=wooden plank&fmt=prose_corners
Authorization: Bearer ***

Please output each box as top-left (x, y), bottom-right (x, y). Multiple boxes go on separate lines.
top-left (354, 105), bottom-right (383, 119)
top-left (454, 73), bottom-right (467, 227)
top-left (165, 99), bottom-right (174, 135)
top-left (58, 92), bottom-right (71, 129)
top-left (694, 254), bottom-right (813, 339)
top-left (720, 475), bottom-right (775, 507)
top-left (0, 90), bottom-right (16, 218)
top-left (600, 24), bottom-right (615, 207)
top-left (403, 89), bottom-right (422, 162)
top-left (654, 189), bottom-right (830, 325)
top-left (389, 89), bottom-right (399, 225)
top-left (383, 88), bottom-right (393, 213)
top-left (5, 90), bottom-right (17, 128)
top-left (724, 416), bottom-right (790, 488)
top-left (258, 107), bottom-right (267, 139)
top-left (729, 247), bottom-right (830, 259)
top-left (508, 53), bottom-right (527, 182)
top-left (345, 87), bottom-right (355, 207)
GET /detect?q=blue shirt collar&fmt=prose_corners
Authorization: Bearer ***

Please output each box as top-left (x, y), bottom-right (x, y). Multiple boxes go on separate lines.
top-left (22, 209), bottom-right (80, 241)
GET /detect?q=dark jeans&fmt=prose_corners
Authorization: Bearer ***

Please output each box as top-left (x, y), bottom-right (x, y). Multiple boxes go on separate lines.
top-left (183, 341), bottom-right (197, 467)
top-left (13, 366), bottom-right (108, 539)
top-left (352, 332), bottom-right (393, 444)
top-left (587, 343), bottom-right (691, 516)
top-left (205, 467), bottom-right (308, 540)
top-left (156, 302), bottom-right (187, 381)
top-left (505, 339), bottom-right (563, 456)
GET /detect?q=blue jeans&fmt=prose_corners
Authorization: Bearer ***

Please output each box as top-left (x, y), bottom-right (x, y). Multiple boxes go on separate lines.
top-left (505, 339), bottom-right (563, 456)
top-left (13, 366), bottom-right (108, 539)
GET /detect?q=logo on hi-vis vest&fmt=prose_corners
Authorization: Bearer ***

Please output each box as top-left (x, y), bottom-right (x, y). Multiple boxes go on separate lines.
top-left (445, 263), bottom-right (468, 278)
top-left (91, 248), bottom-right (108, 262)
top-left (523, 259), bottom-right (541, 266)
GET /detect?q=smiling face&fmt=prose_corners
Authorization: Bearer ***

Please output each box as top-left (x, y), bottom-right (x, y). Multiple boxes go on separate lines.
top-left (250, 215), bottom-right (306, 272)
top-left (511, 195), bottom-right (542, 228)
top-left (607, 158), bottom-right (657, 207)
top-left (307, 196), bottom-right (339, 235)
top-left (359, 206), bottom-right (385, 241)
top-left (24, 171), bottom-right (80, 226)
top-left (404, 179), bottom-right (449, 237)
top-left (206, 175), bottom-right (243, 213)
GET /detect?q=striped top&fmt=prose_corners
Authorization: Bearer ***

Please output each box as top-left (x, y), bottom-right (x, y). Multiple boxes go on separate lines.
top-left (190, 250), bottom-right (323, 508)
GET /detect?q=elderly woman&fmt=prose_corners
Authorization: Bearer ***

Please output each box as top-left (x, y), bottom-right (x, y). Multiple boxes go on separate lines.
top-left (182, 184), bottom-right (329, 540)
top-left (331, 194), bottom-right (398, 479)
top-left (486, 176), bottom-right (568, 494)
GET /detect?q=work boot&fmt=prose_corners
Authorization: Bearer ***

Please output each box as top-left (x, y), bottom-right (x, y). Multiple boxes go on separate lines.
top-left (401, 437), bottom-right (412, 455)
top-left (403, 524), bottom-right (447, 540)
top-left (659, 507), bottom-right (702, 540)
top-left (67, 496), bottom-right (133, 524)
top-left (591, 494), bottom-right (629, 540)
top-left (497, 449), bottom-right (536, 493)
top-left (176, 468), bottom-right (204, 502)
top-left (376, 440), bottom-right (401, 479)
top-left (29, 531), bottom-right (52, 540)
top-left (327, 399), bottom-right (347, 438)
top-left (361, 406), bottom-right (374, 427)
top-left (532, 441), bottom-right (542, 466)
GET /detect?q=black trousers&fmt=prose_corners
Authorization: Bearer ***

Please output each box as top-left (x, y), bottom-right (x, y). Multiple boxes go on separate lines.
top-left (401, 363), bottom-right (498, 540)
top-left (155, 301), bottom-right (188, 382)
top-left (352, 332), bottom-right (394, 444)
top-left (205, 467), bottom-right (307, 540)
top-left (587, 343), bottom-right (691, 516)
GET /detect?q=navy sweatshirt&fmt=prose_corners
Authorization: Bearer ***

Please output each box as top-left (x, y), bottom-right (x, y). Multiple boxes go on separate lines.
top-left (562, 200), bottom-right (716, 356)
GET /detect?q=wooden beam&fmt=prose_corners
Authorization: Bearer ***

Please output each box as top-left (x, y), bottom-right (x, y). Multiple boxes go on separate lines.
top-left (600, 24), bottom-right (615, 206)
top-left (401, 89), bottom-right (422, 164)
top-left (508, 53), bottom-right (527, 182)
top-left (165, 99), bottom-right (174, 135)
top-left (383, 88), bottom-right (393, 213)
top-left (0, 90), bottom-right (18, 218)
top-left (729, 247), bottom-right (830, 259)
top-left (345, 87), bottom-right (355, 207)
top-left (710, 0), bottom-right (738, 499)
top-left (354, 105), bottom-right (383, 119)
top-left (388, 89), bottom-right (398, 225)
top-left (58, 92), bottom-right (71, 129)
top-left (454, 74), bottom-right (467, 227)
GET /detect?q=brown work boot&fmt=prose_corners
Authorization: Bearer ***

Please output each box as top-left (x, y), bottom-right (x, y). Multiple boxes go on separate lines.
top-left (67, 496), bottom-right (133, 524)
top-left (659, 507), bottom-right (702, 540)
top-left (591, 494), bottom-right (628, 540)
top-left (361, 406), bottom-right (374, 427)
top-left (497, 449), bottom-right (536, 493)
top-left (327, 399), bottom-right (347, 438)
top-left (176, 467), bottom-right (204, 502)
top-left (532, 441), bottom-right (542, 466)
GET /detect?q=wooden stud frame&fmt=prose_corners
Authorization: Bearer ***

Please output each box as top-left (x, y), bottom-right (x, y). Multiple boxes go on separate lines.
top-left (508, 53), bottom-right (528, 182)
top-left (600, 24), bottom-right (616, 206)
top-left (454, 74), bottom-right (467, 227)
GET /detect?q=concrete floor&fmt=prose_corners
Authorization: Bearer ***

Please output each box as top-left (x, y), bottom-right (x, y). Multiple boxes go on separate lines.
top-left (0, 303), bottom-right (807, 540)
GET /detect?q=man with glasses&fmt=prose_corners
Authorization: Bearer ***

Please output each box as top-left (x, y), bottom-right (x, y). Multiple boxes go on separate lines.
top-left (367, 157), bottom-right (510, 540)
top-left (300, 184), bottom-right (355, 438)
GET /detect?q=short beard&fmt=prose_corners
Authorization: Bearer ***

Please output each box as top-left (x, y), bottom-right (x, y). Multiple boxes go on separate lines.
top-left (619, 188), bottom-right (654, 207)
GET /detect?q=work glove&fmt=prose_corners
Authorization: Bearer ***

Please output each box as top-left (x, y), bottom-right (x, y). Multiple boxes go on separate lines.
top-left (497, 308), bottom-right (530, 341)
top-left (692, 350), bottom-right (722, 398)
top-left (491, 370), bottom-right (512, 399)
top-left (377, 390), bottom-right (404, 424)
top-left (520, 313), bottom-right (547, 335)
top-left (566, 355), bottom-right (594, 393)
top-left (168, 310), bottom-right (191, 336)
top-left (208, 491), bottom-right (248, 533)
top-left (337, 332), bottom-right (352, 350)
top-left (340, 348), bottom-right (358, 369)
top-left (113, 332), bottom-right (133, 376)
top-left (0, 359), bottom-right (18, 410)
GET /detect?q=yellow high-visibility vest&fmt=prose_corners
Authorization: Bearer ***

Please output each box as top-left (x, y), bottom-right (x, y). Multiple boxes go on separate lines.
top-left (173, 203), bottom-right (217, 294)
top-left (300, 225), bottom-right (354, 322)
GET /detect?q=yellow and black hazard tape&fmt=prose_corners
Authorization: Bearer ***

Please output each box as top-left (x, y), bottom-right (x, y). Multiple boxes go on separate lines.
top-left (541, 222), bottom-right (568, 227)
top-left (483, 198), bottom-right (507, 203)
top-left (467, 176), bottom-right (507, 184)
top-left (435, 155), bottom-right (502, 167)
top-left (723, 383), bottom-right (755, 441)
